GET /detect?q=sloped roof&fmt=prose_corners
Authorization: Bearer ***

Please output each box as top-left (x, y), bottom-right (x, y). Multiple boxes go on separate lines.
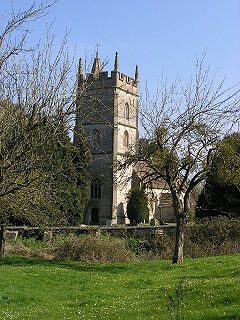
top-left (133, 161), bottom-right (169, 190)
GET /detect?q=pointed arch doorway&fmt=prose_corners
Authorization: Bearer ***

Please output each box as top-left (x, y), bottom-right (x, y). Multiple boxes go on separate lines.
top-left (91, 208), bottom-right (99, 225)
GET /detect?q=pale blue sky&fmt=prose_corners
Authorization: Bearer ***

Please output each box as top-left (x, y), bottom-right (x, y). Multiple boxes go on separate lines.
top-left (1, 0), bottom-right (240, 91)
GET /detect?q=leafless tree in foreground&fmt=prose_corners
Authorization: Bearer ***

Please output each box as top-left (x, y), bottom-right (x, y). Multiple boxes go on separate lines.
top-left (118, 54), bottom-right (240, 264)
top-left (0, 0), bottom-right (59, 68)
top-left (0, 1), bottom-right (88, 255)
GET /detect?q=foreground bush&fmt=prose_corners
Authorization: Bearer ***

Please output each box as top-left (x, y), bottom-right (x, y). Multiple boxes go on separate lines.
top-left (5, 242), bottom-right (53, 260)
top-left (6, 235), bottom-right (136, 263)
top-left (184, 217), bottom-right (240, 258)
top-left (127, 217), bottom-right (240, 260)
top-left (52, 235), bottom-right (137, 262)
top-left (5, 217), bottom-right (240, 262)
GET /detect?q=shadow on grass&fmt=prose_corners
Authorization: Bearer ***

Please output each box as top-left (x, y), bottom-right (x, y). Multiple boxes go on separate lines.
top-left (204, 314), bottom-right (240, 320)
top-left (0, 255), bottom-right (137, 274)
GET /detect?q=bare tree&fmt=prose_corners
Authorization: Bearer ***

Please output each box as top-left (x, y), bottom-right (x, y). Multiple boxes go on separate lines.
top-left (0, 1), bottom-right (59, 68)
top-left (118, 53), bottom-right (240, 264)
top-left (0, 1), bottom-right (89, 255)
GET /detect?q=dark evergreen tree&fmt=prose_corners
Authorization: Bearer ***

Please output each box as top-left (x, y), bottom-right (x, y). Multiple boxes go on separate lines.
top-left (196, 182), bottom-right (240, 218)
top-left (5, 122), bottom-right (90, 226)
top-left (127, 187), bottom-right (149, 224)
top-left (42, 125), bottom-right (90, 224)
top-left (196, 133), bottom-right (240, 218)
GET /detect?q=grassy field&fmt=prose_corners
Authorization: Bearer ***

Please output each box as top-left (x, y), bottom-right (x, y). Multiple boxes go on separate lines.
top-left (0, 255), bottom-right (239, 320)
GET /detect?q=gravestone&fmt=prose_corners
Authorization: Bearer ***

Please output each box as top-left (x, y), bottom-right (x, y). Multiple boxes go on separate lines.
top-left (106, 220), bottom-right (112, 228)
top-left (150, 218), bottom-right (156, 226)
top-left (43, 231), bottom-right (53, 242)
top-left (4, 231), bottom-right (18, 241)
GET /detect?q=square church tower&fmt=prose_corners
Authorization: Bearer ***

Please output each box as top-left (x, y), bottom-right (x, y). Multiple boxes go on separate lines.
top-left (74, 52), bottom-right (139, 225)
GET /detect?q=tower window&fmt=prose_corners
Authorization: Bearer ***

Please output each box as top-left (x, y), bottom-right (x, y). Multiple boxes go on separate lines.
top-left (92, 129), bottom-right (101, 145)
top-left (124, 103), bottom-right (130, 120)
top-left (91, 179), bottom-right (102, 199)
top-left (123, 130), bottom-right (129, 148)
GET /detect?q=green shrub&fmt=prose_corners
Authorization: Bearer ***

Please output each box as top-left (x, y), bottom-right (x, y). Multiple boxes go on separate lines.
top-left (127, 187), bottom-right (149, 223)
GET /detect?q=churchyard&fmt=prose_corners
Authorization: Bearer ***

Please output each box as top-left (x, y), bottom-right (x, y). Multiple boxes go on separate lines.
top-left (0, 254), bottom-right (239, 320)
top-left (0, 2), bottom-right (239, 319)
top-left (1, 217), bottom-right (240, 320)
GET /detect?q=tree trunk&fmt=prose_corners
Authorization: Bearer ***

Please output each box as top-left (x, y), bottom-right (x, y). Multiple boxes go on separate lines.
top-left (172, 213), bottom-right (186, 264)
top-left (0, 223), bottom-right (6, 257)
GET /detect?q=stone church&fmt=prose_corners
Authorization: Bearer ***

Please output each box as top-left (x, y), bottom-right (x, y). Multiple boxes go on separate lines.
top-left (74, 52), bottom-right (174, 225)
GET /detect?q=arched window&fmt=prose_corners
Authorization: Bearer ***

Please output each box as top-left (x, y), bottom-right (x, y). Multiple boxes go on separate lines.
top-left (92, 129), bottom-right (101, 145)
top-left (123, 130), bottom-right (129, 148)
top-left (124, 102), bottom-right (130, 120)
top-left (91, 179), bottom-right (102, 199)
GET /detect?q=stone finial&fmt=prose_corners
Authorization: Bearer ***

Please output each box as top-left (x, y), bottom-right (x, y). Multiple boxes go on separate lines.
top-left (96, 46), bottom-right (99, 59)
top-left (91, 49), bottom-right (101, 78)
top-left (135, 64), bottom-right (139, 82)
top-left (114, 52), bottom-right (119, 72)
top-left (78, 58), bottom-right (83, 79)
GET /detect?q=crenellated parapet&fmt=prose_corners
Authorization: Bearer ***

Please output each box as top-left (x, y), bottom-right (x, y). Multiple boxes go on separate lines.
top-left (113, 71), bottom-right (138, 95)
top-left (77, 52), bottom-right (139, 95)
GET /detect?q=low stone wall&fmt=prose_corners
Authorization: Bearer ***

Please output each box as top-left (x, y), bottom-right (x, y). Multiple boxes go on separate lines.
top-left (5, 225), bottom-right (176, 240)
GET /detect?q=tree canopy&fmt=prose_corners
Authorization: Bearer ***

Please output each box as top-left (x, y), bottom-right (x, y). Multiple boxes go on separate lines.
top-left (196, 133), bottom-right (240, 218)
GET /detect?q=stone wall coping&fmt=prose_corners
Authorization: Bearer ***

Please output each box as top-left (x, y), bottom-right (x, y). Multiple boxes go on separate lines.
top-left (6, 225), bottom-right (175, 231)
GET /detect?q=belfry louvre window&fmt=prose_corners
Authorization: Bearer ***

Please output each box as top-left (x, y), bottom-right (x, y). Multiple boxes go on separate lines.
top-left (123, 130), bottom-right (129, 148)
top-left (91, 179), bottom-right (102, 199)
top-left (124, 102), bottom-right (130, 120)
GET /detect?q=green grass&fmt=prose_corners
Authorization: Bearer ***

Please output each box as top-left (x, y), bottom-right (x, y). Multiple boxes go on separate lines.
top-left (0, 255), bottom-right (240, 319)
